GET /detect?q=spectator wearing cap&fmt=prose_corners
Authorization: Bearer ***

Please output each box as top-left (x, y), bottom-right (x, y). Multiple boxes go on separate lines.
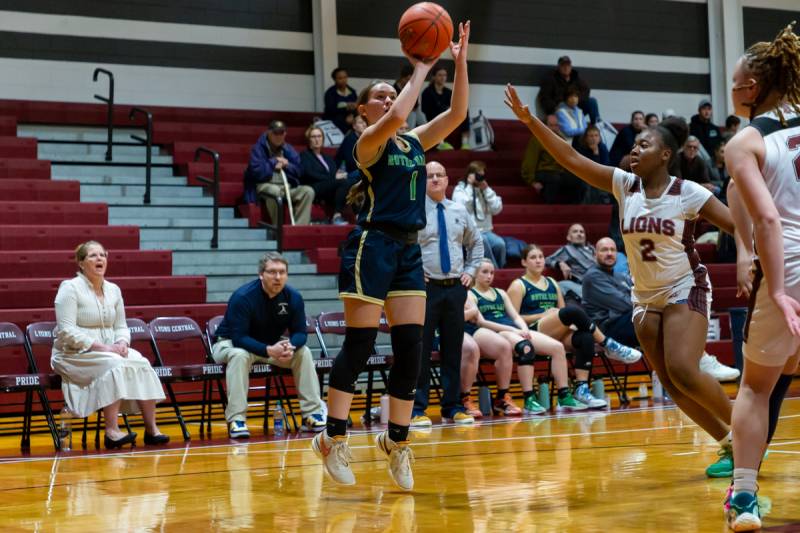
top-left (689, 99), bottom-right (722, 157)
top-left (323, 67), bottom-right (358, 134)
top-left (244, 120), bottom-right (314, 225)
top-left (537, 56), bottom-right (600, 124)
top-left (609, 110), bottom-right (645, 168)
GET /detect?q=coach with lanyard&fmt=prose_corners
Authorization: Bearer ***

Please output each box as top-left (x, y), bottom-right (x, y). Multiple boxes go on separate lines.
top-left (413, 160), bottom-right (484, 426)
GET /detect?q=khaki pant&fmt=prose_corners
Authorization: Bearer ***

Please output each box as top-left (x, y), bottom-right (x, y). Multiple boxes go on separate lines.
top-left (256, 182), bottom-right (314, 225)
top-left (211, 338), bottom-right (324, 423)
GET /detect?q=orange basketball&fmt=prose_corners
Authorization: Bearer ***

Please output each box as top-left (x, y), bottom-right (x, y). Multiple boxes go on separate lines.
top-left (398, 2), bottom-right (453, 61)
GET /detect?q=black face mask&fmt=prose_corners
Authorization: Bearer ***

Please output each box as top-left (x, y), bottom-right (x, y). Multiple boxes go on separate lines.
top-left (474, 173), bottom-right (485, 183)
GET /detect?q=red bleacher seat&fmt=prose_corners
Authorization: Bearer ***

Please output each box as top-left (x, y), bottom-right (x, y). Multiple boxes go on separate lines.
top-left (154, 122), bottom-right (306, 146)
top-left (0, 160), bottom-right (51, 180)
top-left (0, 276), bottom-right (206, 309)
top-left (0, 137), bottom-right (37, 159)
top-left (0, 116), bottom-right (16, 136)
top-left (494, 205), bottom-right (611, 225)
top-left (0, 225), bottom-right (139, 251)
top-left (0, 202), bottom-right (107, 225)
top-left (0, 250), bottom-right (172, 279)
top-left (0, 180), bottom-right (80, 201)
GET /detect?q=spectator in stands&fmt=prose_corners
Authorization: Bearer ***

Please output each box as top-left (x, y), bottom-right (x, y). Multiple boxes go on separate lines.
top-left (545, 223), bottom-right (595, 301)
top-left (645, 113), bottom-right (660, 128)
top-left (334, 114), bottom-right (366, 176)
top-left (577, 124), bottom-right (611, 204)
top-left (538, 55), bottom-right (599, 124)
top-left (679, 136), bottom-right (715, 192)
top-left (394, 65), bottom-right (426, 128)
top-left (508, 243), bottom-right (641, 408)
top-left (51, 241), bottom-right (168, 449)
top-left (211, 252), bottom-right (326, 439)
top-left (421, 65), bottom-right (470, 149)
top-left (521, 115), bottom-right (586, 204)
top-left (724, 115), bottom-right (741, 138)
top-left (453, 160), bottom-right (507, 268)
top-left (609, 111), bottom-right (645, 167)
top-left (583, 238), bottom-right (740, 381)
top-left (412, 161), bottom-right (484, 427)
top-left (555, 87), bottom-right (589, 146)
top-left (709, 141), bottom-right (729, 202)
top-left (244, 120), bottom-right (314, 226)
top-left (323, 67), bottom-right (357, 134)
top-left (466, 259), bottom-right (588, 413)
top-left (582, 237), bottom-right (639, 348)
top-left (299, 125), bottom-right (355, 225)
top-left (690, 99), bottom-right (722, 156)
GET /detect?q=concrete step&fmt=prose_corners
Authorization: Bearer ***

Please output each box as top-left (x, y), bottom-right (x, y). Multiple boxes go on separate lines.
top-left (18, 125), bottom-right (145, 143)
top-left (206, 273), bottom-right (330, 294)
top-left (52, 165), bottom-right (175, 178)
top-left (85, 195), bottom-right (214, 206)
top-left (108, 205), bottom-right (234, 219)
top-left (46, 153), bottom-right (173, 164)
top-left (81, 184), bottom-right (205, 198)
top-left (141, 240), bottom-right (273, 251)
top-left (52, 174), bottom-right (188, 186)
top-left (172, 249), bottom-right (280, 266)
top-left (109, 217), bottom-right (250, 228)
top-left (37, 144), bottom-right (161, 157)
top-left (140, 227), bottom-right (267, 242)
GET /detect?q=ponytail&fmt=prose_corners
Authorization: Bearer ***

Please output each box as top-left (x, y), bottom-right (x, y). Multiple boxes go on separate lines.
top-left (743, 21), bottom-right (800, 121)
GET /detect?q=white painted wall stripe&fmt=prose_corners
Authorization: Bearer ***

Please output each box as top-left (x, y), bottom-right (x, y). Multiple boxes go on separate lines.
top-left (0, 11), bottom-right (313, 51)
top-left (338, 35), bottom-right (710, 75)
top-left (742, 0), bottom-right (800, 10)
top-left (0, 58), bottom-right (316, 112)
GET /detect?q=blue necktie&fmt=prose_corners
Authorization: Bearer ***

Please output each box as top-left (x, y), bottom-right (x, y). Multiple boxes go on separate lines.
top-left (437, 203), bottom-right (451, 274)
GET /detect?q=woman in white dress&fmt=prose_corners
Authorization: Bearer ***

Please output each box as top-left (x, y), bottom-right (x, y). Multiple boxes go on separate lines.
top-left (51, 241), bottom-right (168, 449)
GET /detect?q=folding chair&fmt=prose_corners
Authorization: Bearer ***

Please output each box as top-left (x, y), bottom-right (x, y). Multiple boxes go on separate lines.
top-left (0, 322), bottom-right (60, 451)
top-left (127, 318), bottom-right (191, 440)
top-left (316, 311), bottom-right (393, 423)
top-left (592, 347), bottom-right (632, 405)
top-left (149, 317), bottom-right (227, 438)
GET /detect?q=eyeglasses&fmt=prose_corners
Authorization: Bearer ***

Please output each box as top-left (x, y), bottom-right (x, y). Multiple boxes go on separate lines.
top-left (427, 173), bottom-right (446, 179)
top-left (263, 269), bottom-right (287, 276)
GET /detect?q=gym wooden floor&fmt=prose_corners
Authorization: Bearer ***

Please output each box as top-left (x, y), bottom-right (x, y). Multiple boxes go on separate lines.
top-left (0, 394), bottom-right (798, 532)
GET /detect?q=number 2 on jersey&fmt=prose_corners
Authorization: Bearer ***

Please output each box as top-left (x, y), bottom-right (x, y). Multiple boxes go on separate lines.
top-left (789, 135), bottom-right (800, 181)
top-left (640, 239), bottom-right (657, 261)
top-left (409, 170), bottom-right (418, 201)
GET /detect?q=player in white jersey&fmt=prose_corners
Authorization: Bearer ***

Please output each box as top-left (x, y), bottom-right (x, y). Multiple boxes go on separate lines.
top-left (723, 22), bottom-right (800, 531)
top-left (503, 87), bottom-right (740, 477)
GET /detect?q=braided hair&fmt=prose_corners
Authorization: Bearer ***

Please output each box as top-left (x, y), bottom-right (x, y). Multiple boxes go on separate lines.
top-left (742, 21), bottom-right (800, 121)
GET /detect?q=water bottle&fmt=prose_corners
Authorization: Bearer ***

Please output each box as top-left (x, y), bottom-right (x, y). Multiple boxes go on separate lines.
top-left (638, 382), bottom-right (649, 399)
top-left (591, 378), bottom-right (605, 400)
top-left (537, 380), bottom-right (550, 410)
top-left (273, 405), bottom-right (285, 437)
top-left (379, 394), bottom-right (390, 424)
top-left (651, 371), bottom-right (663, 400)
top-left (478, 386), bottom-right (492, 416)
top-left (59, 407), bottom-right (72, 452)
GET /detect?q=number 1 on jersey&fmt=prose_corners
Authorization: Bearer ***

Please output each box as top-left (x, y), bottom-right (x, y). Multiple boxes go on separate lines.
top-left (410, 170), bottom-right (418, 201)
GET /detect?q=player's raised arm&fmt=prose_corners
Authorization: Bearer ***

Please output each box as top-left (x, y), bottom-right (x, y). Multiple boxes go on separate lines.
top-left (504, 84), bottom-right (614, 193)
top-left (413, 21), bottom-right (470, 151)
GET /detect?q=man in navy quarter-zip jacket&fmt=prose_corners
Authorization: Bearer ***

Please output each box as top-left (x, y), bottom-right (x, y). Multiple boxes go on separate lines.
top-left (211, 252), bottom-right (325, 438)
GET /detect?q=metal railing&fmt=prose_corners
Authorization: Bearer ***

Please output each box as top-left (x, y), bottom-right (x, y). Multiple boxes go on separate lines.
top-left (129, 107), bottom-right (153, 204)
top-left (194, 147), bottom-right (220, 249)
top-left (92, 68), bottom-right (114, 162)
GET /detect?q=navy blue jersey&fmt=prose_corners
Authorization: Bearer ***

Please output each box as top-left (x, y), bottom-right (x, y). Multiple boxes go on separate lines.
top-left (518, 276), bottom-right (559, 316)
top-left (471, 287), bottom-right (516, 328)
top-left (356, 132), bottom-right (427, 232)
